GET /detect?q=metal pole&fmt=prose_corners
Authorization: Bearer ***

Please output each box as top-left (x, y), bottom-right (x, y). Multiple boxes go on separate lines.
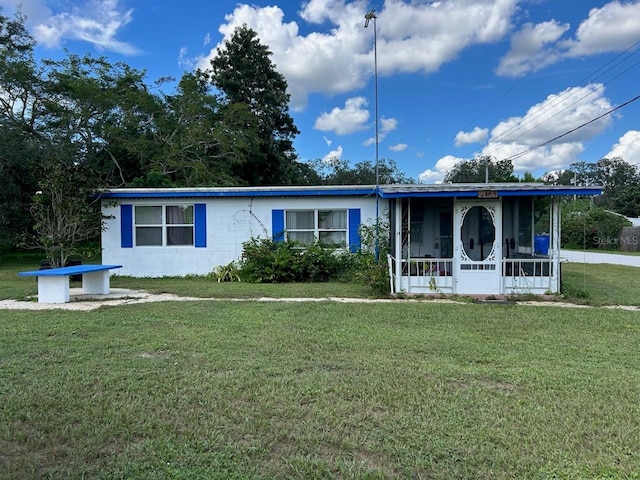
top-left (365, 9), bottom-right (380, 261)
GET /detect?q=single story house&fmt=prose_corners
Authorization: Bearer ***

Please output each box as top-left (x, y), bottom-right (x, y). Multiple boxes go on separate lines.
top-left (100, 183), bottom-right (601, 295)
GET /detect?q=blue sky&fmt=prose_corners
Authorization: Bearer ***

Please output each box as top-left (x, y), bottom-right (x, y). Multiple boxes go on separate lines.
top-left (3, 0), bottom-right (640, 183)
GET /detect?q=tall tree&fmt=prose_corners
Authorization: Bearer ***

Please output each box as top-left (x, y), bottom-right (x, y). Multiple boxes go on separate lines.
top-left (0, 11), bottom-right (44, 249)
top-left (40, 53), bottom-right (160, 186)
top-left (146, 71), bottom-right (260, 187)
top-left (590, 158), bottom-right (640, 217)
top-left (444, 156), bottom-right (517, 183)
top-left (208, 25), bottom-right (299, 185)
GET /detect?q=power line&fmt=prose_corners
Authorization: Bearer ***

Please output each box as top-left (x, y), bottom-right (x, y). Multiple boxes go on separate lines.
top-left (481, 43), bottom-right (640, 154)
top-left (503, 93), bottom-right (640, 162)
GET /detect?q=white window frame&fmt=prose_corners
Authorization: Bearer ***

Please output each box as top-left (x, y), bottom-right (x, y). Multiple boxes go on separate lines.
top-left (134, 204), bottom-right (195, 247)
top-left (285, 209), bottom-right (348, 247)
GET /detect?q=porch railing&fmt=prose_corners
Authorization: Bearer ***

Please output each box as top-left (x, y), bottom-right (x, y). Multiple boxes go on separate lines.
top-left (401, 257), bottom-right (453, 277)
top-left (502, 258), bottom-right (554, 277)
top-left (502, 258), bottom-right (556, 293)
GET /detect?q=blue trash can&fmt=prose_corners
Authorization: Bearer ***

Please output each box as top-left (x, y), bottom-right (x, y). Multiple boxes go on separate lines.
top-left (534, 234), bottom-right (550, 255)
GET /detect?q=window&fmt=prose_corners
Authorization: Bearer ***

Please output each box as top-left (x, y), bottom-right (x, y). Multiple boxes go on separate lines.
top-left (286, 209), bottom-right (347, 247)
top-left (134, 205), bottom-right (194, 246)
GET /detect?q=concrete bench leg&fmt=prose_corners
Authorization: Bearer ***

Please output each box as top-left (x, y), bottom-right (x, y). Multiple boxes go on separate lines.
top-left (82, 271), bottom-right (110, 295)
top-left (38, 277), bottom-right (70, 303)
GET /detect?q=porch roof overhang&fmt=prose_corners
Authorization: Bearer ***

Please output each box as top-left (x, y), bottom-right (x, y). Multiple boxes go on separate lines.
top-left (378, 183), bottom-right (603, 198)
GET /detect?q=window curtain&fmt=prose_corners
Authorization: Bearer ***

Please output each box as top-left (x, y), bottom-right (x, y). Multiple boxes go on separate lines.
top-left (166, 206), bottom-right (193, 246)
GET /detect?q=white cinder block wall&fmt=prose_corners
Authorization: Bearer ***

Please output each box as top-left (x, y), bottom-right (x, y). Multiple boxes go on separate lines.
top-left (102, 196), bottom-right (380, 277)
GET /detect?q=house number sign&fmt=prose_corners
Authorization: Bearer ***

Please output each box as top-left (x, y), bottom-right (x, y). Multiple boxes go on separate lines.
top-left (477, 190), bottom-right (498, 199)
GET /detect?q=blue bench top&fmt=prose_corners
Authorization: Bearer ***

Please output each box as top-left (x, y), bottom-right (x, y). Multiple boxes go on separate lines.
top-left (18, 264), bottom-right (123, 277)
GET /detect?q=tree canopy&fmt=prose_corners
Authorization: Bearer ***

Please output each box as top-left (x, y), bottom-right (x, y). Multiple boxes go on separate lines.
top-left (545, 158), bottom-right (640, 217)
top-left (444, 156), bottom-right (518, 183)
top-left (307, 158), bottom-right (415, 185)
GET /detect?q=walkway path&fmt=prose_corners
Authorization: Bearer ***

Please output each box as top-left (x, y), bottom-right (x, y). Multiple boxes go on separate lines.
top-left (1, 288), bottom-right (639, 312)
top-left (560, 249), bottom-right (640, 267)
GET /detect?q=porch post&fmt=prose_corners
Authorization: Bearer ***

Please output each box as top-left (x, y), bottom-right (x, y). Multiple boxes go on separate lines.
top-left (395, 198), bottom-right (403, 293)
top-left (551, 196), bottom-right (561, 293)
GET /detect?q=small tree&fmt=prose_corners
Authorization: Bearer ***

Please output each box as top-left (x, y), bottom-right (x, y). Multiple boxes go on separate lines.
top-left (24, 159), bottom-right (105, 267)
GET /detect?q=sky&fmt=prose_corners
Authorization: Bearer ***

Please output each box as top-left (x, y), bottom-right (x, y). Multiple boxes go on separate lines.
top-left (2, 0), bottom-right (640, 183)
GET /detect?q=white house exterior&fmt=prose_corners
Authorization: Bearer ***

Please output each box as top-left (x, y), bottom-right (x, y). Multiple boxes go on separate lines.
top-left (100, 183), bottom-right (601, 295)
top-left (101, 186), bottom-right (378, 277)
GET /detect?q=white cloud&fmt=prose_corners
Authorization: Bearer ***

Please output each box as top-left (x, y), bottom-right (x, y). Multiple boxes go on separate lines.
top-left (497, 1), bottom-right (640, 77)
top-left (418, 155), bottom-right (462, 184)
top-left (323, 136), bottom-right (333, 147)
top-left (203, 33), bottom-right (211, 47)
top-left (480, 84), bottom-right (612, 172)
top-left (178, 47), bottom-right (192, 69)
top-left (428, 83), bottom-right (615, 180)
top-left (606, 130), bottom-right (640, 166)
top-left (197, 0), bottom-right (521, 109)
top-left (389, 143), bottom-right (408, 152)
top-left (314, 97), bottom-right (370, 135)
top-left (322, 145), bottom-right (344, 163)
top-left (455, 127), bottom-right (489, 146)
top-left (31, 0), bottom-right (138, 54)
top-left (564, 1), bottom-right (640, 57)
top-left (363, 116), bottom-right (398, 146)
top-left (497, 20), bottom-right (569, 77)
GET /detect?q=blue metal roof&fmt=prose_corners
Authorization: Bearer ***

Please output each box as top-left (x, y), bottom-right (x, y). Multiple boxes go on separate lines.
top-left (378, 183), bottom-right (603, 198)
top-left (99, 183), bottom-right (602, 199)
top-left (100, 186), bottom-right (378, 198)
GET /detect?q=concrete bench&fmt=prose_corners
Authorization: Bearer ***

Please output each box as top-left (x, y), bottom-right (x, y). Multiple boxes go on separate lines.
top-left (18, 264), bottom-right (123, 304)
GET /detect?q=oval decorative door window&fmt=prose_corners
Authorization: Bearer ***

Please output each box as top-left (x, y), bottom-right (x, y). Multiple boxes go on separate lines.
top-left (461, 206), bottom-right (495, 261)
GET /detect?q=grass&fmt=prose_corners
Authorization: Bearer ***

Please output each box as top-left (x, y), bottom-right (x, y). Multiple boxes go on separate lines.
top-left (561, 262), bottom-right (640, 306)
top-left (2, 253), bottom-right (640, 478)
top-left (3, 252), bottom-right (639, 306)
top-left (2, 301), bottom-right (640, 479)
top-left (0, 253), bottom-right (373, 302)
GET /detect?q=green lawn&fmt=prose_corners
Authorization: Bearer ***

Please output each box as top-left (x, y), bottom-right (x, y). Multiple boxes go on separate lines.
top-left (2, 301), bottom-right (640, 479)
top-left (2, 254), bottom-right (640, 477)
top-left (3, 253), bottom-right (639, 305)
top-left (561, 263), bottom-right (640, 306)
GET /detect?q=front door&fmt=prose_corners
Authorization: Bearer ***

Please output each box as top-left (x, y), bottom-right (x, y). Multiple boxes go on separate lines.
top-left (454, 199), bottom-right (501, 294)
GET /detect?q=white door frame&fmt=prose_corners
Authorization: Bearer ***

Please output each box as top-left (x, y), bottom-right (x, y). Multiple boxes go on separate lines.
top-left (454, 199), bottom-right (502, 295)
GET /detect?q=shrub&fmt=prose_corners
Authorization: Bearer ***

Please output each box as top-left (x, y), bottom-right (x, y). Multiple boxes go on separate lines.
top-left (350, 217), bottom-right (391, 296)
top-left (562, 199), bottom-right (631, 250)
top-left (238, 237), bottom-right (350, 283)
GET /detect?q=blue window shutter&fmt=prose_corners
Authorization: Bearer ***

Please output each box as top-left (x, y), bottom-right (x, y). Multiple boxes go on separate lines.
top-left (121, 204), bottom-right (133, 248)
top-left (194, 203), bottom-right (207, 248)
top-left (272, 209), bottom-right (285, 242)
top-left (348, 208), bottom-right (361, 253)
